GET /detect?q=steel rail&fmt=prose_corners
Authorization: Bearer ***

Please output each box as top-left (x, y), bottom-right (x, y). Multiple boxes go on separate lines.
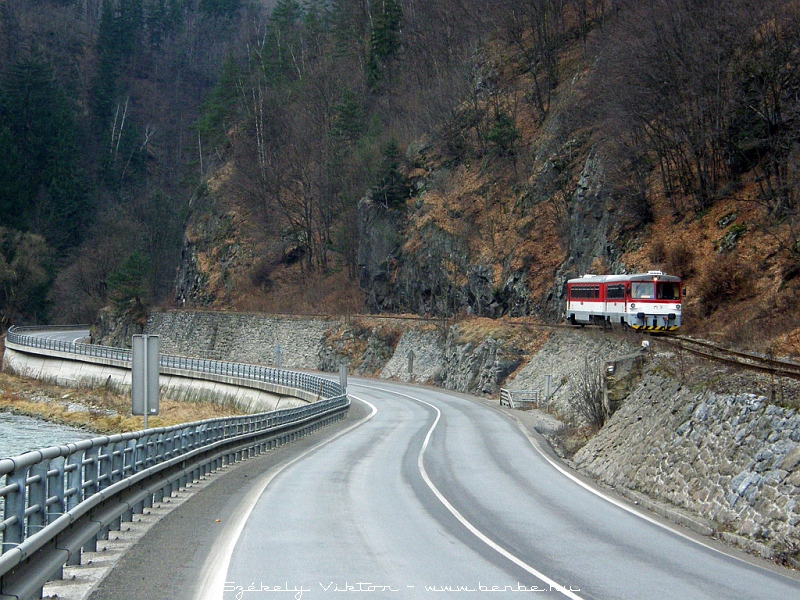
top-left (656, 333), bottom-right (800, 380)
top-left (0, 326), bottom-right (349, 600)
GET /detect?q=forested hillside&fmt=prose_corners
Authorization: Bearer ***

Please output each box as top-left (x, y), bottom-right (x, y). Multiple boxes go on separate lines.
top-left (2, 1), bottom-right (800, 353)
top-left (0, 0), bottom-right (247, 326)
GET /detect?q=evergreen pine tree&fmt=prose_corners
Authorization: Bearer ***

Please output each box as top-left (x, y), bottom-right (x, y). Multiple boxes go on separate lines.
top-left (0, 54), bottom-right (89, 250)
top-left (107, 249), bottom-right (150, 310)
top-left (367, 0), bottom-right (402, 85)
top-left (197, 55), bottom-right (241, 142)
top-left (372, 138), bottom-right (409, 209)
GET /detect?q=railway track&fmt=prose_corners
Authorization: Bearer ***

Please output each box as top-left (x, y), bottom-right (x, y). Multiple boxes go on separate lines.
top-left (655, 333), bottom-right (800, 380)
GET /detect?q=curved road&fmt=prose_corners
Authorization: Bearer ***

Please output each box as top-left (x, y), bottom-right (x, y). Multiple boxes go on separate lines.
top-left (30, 328), bottom-right (90, 344)
top-left (17, 328), bottom-right (800, 598)
top-left (181, 379), bottom-right (798, 600)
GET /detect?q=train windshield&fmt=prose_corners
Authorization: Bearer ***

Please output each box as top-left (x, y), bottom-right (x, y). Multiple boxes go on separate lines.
top-left (657, 282), bottom-right (680, 300)
top-left (631, 282), bottom-right (655, 299)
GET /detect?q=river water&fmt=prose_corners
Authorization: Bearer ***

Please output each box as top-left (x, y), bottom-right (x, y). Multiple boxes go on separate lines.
top-left (0, 412), bottom-right (95, 460)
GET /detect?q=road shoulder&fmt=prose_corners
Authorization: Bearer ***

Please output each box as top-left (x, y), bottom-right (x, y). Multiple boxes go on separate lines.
top-left (45, 401), bottom-right (369, 600)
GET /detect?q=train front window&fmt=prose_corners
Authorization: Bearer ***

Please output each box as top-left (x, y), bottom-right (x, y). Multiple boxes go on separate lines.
top-left (657, 282), bottom-right (680, 300)
top-left (631, 282), bottom-right (655, 299)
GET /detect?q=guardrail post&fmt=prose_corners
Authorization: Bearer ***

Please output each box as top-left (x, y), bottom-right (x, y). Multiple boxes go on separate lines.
top-left (83, 446), bottom-right (99, 496)
top-left (97, 524), bottom-right (109, 542)
top-left (109, 515), bottom-right (122, 532)
top-left (66, 452), bottom-right (84, 511)
top-left (67, 547), bottom-right (82, 567)
top-left (28, 462), bottom-right (48, 536)
top-left (111, 441), bottom-right (124, 485)
top-left (48, 456), bottom-right (66, 526)
top-left (81, 447), bottom-right (99, 553)
top-left (3, 468), bottom-right (28, 551)
top-left (97, 448), bottom-right (110, 492)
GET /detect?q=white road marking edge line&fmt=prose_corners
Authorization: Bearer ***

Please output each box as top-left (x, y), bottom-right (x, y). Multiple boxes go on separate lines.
top-left (358, 381), bottom-right (784, 577)
top-left (512, 412), bottom-right (761, 561)
top-left (193, 396), bottom-right (378, 600)
top-left (354, 383), bottom-right (582, 600)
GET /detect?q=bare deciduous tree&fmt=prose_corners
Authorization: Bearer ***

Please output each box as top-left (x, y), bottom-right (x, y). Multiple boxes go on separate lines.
top-left (567, 355), bottom-right (606, 428)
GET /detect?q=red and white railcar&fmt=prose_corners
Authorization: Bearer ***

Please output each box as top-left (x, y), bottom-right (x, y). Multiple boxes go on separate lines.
top-left (565, 271), bottom-right (683, 330)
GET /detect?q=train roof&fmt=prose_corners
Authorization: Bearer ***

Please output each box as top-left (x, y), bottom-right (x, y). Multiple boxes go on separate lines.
top-left (566, 271), bottom-right (681, 284)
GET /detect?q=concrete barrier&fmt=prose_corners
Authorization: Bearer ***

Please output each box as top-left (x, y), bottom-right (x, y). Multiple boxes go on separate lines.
top-left (3, 344), bottom-right (310, 413)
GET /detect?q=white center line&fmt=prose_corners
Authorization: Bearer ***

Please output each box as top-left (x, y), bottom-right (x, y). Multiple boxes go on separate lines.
top-left (357, 383), bottom-right (584, 600)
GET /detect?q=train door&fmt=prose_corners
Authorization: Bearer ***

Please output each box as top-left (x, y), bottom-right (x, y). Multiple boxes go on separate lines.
top-left (606, 283), bottom-right (625, 323)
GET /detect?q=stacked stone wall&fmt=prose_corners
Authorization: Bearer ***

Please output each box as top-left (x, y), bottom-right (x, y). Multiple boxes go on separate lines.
top-left (508, 330), bottom-right (638, 418)
top-left (573, 373), bottom-right (800, 558)
top-left (146, 311), bottom-right (335, 369)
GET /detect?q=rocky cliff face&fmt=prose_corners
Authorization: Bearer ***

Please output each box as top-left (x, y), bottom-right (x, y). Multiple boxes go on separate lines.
top-left (355, 134), bottom-right (619, 320)
top-left (357, 197), bottom-right (406, 313)
top-left (92, 304), bottom-right (147, 348)
top-left (174, 192), bottom-right (257, 309)
top-left (357, 197), bottom-right (541, 318)
top-left (436, 335), bottom-right (523, 395)
top-left (318, 319), bottom-right (401, 376)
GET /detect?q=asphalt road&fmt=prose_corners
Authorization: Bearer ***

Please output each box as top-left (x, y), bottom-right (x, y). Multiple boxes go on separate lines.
top-left (85, 377), bottom-right (800, 600)
top-left (28, 328), bottom-right (90, 344)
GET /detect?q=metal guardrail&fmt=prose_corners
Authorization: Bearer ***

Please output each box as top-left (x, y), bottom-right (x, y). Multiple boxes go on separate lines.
top-left (499, 388), bottom-right (540, 410)
top-left (1, 326), bottom-right (349, 600)
top-left (5, 326), bottom-right (343, 398)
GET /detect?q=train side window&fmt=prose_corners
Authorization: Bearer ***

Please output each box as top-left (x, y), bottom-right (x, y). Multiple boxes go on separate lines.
top-left (607, 285), bottom-right (624, 300)
top-left (570, 285), bottom-right (600, 299)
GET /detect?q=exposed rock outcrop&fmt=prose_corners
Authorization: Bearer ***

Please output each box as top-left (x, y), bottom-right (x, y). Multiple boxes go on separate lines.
top-left (358, 197), bottom-right (406, 313)
top-left (437, 335), bottom-right (523, 395)
top-left (318, 320), bottom-right (401, 376)
top-left (92, 304), bottom-right (147, 348)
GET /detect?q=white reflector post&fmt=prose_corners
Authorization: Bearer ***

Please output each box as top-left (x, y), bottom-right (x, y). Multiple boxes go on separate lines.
top-left (132, 334), bottom-right (160, 427)
top-left (339, 363), bottom-right (348, 394)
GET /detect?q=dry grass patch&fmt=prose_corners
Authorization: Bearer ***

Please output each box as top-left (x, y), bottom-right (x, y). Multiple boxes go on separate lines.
top-left (0, 372), bottom-right (246, 435)
top-left (453, 316), bottom-right (550, 349)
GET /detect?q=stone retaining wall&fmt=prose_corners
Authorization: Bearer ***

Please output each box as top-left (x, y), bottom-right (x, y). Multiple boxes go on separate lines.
top-left (573, 373), bottom-right (800, 559)
top-left (145, 312), bottom-right (521, 397)
top-left (507, 329), bottom-right (638, 419)
top-left (146, 311), bottom-right (334, 369)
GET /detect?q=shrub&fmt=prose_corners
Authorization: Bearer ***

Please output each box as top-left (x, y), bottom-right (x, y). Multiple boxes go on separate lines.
top-left (649, 239), bottom-right (666, 264)
top-left (696, 253), bottom-right (755, 316)
top-left (665, 244), bottom-right (695, 278)
top-left (567, 356), bottom-right (607, 429)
